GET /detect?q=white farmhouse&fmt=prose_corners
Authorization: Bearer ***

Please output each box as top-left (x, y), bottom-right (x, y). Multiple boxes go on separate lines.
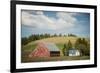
top-left (68, 48), bottom-right (80, 56)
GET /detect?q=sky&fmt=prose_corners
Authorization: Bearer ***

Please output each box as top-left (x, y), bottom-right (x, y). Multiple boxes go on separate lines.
top-left (21, 10), bottom-right (90, 38)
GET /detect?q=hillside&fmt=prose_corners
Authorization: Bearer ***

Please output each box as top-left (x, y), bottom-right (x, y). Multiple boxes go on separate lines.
top-left (21, 36), bottom-right (90, 62)
top-left (28, 36), bottom-right (79, 45)
top-left (23, 36), bottom-right (89, 52)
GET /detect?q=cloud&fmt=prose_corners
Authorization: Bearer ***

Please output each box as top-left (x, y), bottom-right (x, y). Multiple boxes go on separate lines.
top-left (57, 12), bottom-right (77, 26)
top-left (22, 10), bottom-right (77, 30)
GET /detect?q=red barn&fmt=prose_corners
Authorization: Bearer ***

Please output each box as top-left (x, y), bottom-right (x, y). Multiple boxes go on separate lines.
top-left (29, 42), bottom-right (60, 58)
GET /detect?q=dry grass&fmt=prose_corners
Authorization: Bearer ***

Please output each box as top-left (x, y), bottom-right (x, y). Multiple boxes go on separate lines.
top-left (28, 36), bottom-right (78, 46)
top-left (35, 37), bottom-right (78, 44)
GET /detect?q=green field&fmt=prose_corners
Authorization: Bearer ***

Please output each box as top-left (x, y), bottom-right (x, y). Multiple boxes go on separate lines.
top-left (22, 55), bottom-right (90, 63)
top-left (21, 36), bottom-right (90, 63)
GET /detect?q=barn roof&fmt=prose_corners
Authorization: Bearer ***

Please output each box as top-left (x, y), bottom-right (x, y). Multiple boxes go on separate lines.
top-left (45, 43), bottom-right (60, 52)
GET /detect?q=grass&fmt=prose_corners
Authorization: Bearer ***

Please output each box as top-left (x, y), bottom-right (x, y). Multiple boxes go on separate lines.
top-left (29, 36), bottom-right (79, 45)
top-left (21, 36), bottom-right (90, 63)
top-left (22, 51), bottom-right (90, 63)
top-left (56, 43), bottom-right (64, 49)
top-left (22, 43), bottom-right (36, 52)
top-left (56, 43), bottom-right (65, 56)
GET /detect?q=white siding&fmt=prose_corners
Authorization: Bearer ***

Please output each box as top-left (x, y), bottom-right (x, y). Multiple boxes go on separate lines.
top-left (69, 50), bottom-right (80, 56)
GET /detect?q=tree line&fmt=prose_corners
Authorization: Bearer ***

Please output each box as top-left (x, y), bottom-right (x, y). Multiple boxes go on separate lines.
top-left (22, 33), bottom-right (77, 45)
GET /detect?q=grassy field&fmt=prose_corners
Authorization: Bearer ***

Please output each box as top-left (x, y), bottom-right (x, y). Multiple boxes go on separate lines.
top-left (22, 52), bottom-right (90, 63)
top-left (22, 43), bottom-right (36, 52)
top-left (21, 36), bottom-right (90, 63)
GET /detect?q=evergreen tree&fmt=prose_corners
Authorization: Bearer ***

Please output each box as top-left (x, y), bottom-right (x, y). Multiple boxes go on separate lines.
top-left (67, 40), bottom-right (72, 50)
top-left (21, 37), bottom-right (28, 45)
top-left (67, 40), bottom-right (72, 56)
top-left (62, 44), bottom-right (67, 56)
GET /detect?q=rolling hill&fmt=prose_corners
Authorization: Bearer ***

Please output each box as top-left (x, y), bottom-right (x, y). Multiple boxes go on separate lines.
top-left (22, 36), bottom-right (89, 53)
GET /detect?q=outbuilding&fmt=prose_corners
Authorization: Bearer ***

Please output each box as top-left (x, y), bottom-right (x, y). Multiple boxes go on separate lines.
top-left (29, 42), bottom-right (60, 58)
top-left (68, 48), bottom-right (80, 56)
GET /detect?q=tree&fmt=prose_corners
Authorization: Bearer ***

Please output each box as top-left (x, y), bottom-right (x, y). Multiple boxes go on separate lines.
top-left (75, 38), bottom-right (81, 49)
top-left (67, 40), bottom-right (72, 50)
top-left (53, 33), bottom-right (57, 37)
top-left (67, 40), bottom-right (72, 56)
top-left (76, 44), bottom-right (86, 56)
top-left (62, 44), bottom-right (67, 56)
top-left (75, 38), bottom-right (90, 56)
top-left (21, 37), bottom-right (29, 45)
top-left (86, 43), bottom-right (90, 56)
top-left (59, 33), bottom-right (62, 37)
top-left (68, 33), bottom-right (77, 37)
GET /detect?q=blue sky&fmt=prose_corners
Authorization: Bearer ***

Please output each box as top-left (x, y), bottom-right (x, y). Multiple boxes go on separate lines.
top-left (21, 10), bottom-right (90, 38)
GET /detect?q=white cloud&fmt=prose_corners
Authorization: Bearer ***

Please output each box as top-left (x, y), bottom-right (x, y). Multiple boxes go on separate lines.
top-left (22, 10), bottom-right (77, 30)
top-left (57, 12), bottom-right (77, 26)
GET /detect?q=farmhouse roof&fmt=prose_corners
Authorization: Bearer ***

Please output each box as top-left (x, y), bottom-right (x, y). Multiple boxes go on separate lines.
top-left (68, 48), bottom-right (80, 52)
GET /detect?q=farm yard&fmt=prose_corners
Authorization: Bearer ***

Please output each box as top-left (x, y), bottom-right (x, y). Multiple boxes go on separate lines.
top-left (21, 36), bottom-right (90, 63)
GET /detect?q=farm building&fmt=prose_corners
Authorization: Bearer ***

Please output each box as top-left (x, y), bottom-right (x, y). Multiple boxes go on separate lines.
top-left (68, 48), bottom-right (80, 56)
top-left (29, 42), bottom-right (60, 58)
